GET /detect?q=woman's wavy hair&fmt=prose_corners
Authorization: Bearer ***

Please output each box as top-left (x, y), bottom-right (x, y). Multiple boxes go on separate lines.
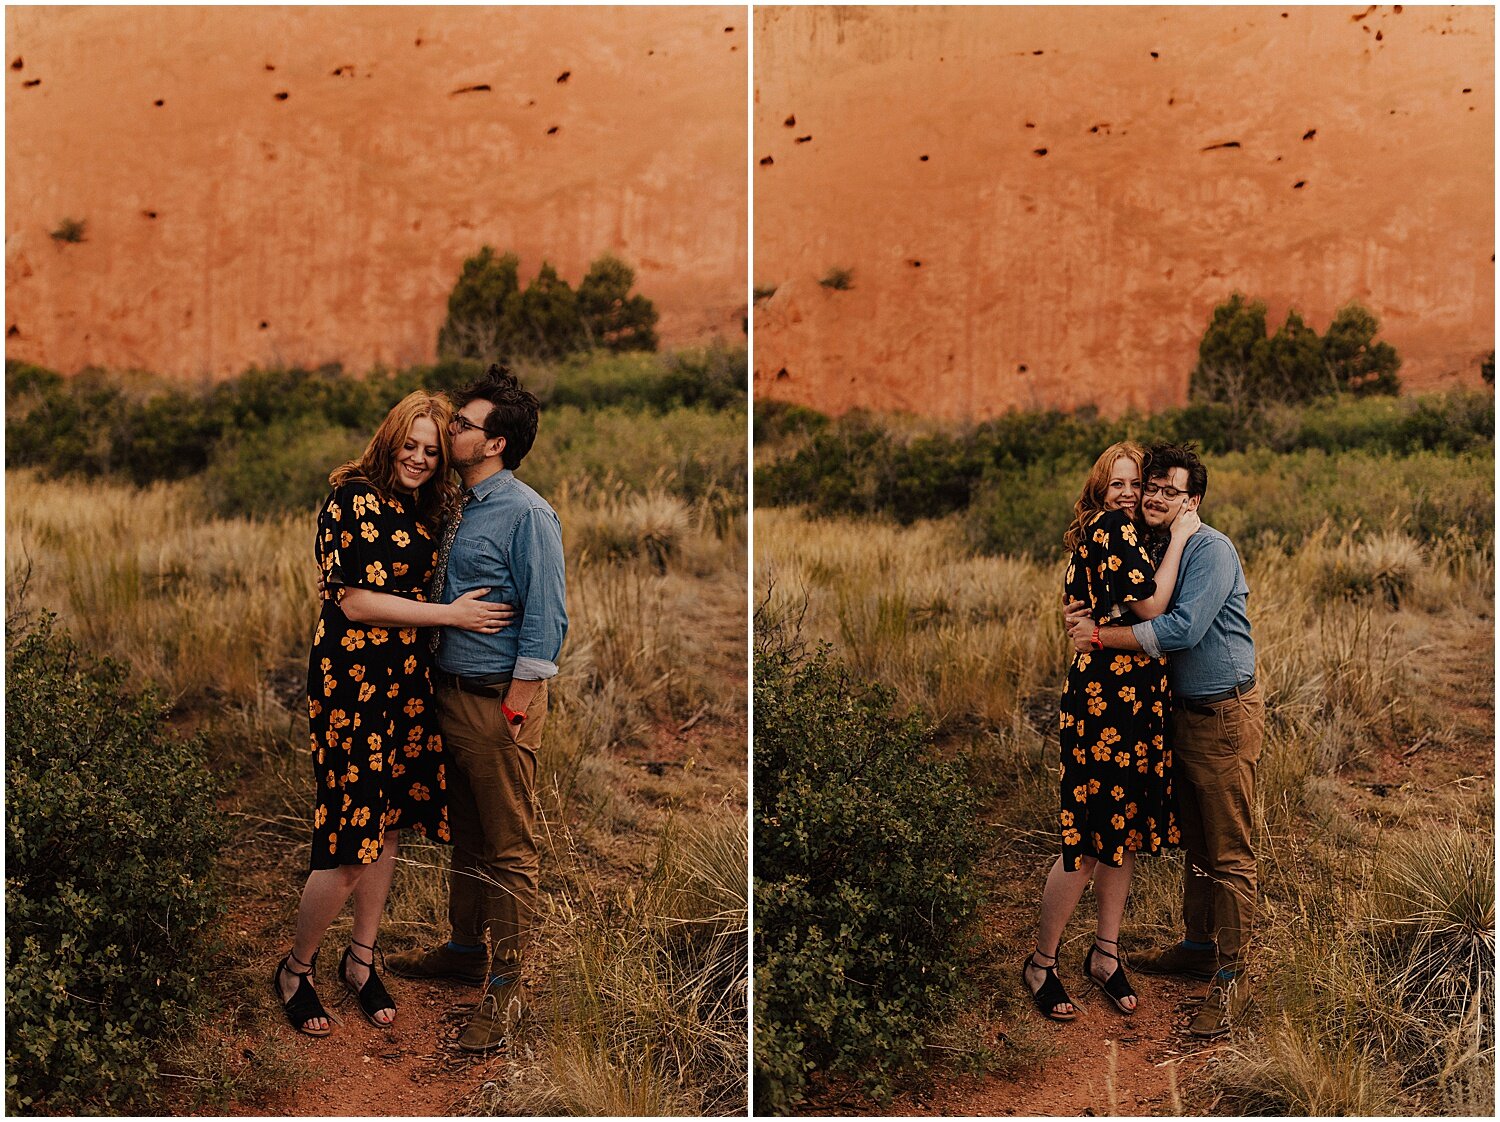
top-left (1063, 440), bottom-right (1147, 554)
top-left (329, 390), bottom-right (458, 530)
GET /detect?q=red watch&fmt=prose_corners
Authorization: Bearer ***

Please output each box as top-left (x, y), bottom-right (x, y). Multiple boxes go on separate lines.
top-left (501, 701), bottom-right (526, 726)
top-left (1089, 624), bottom-right (1104, 651)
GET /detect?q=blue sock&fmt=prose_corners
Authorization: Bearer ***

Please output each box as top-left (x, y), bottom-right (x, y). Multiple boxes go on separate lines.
top-left (488, 973), bottom-right (516, 989)
top-left (446, 940), bottom-right (483, 953)
top-left (1215, 966), bottom-right (1237, 982)
top-left (1182, 938), bottom-right (1215, 951)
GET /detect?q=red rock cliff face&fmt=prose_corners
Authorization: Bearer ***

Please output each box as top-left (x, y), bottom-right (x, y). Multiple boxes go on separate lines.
top-left (754, 5), bottom-right (1494, 418)
top-left (6, 5), bottom-right (747, 378)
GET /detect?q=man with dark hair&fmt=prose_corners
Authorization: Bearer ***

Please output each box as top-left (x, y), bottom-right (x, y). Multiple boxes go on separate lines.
top-left (389, 363), bottom-right (567, 1053)
top-left (1064, 441), bottom-right (1262, 1039)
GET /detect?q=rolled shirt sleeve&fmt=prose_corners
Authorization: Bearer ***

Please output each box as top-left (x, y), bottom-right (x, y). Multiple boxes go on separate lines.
top-left (509, 505), bottom-right (568, 680)
top-left (1134, 537), bottom-right (1237, 656)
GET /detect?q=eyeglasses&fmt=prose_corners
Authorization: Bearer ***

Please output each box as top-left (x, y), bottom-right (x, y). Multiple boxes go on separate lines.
top-left (450, 413), bottom-right (486, 435)
top-left (1143, 482), bottom-right (1189, 500)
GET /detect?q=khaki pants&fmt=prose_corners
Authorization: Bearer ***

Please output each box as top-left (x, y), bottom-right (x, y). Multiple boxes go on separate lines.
top-left (1172, 684), bottom-right (1264, 968)
top-left (437, 682), bottom-right (547, 978)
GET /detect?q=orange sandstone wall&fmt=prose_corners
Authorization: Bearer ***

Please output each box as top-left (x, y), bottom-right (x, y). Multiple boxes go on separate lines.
top-left (754, 5), bottom-right (1494, 419)
top-left (6, 5), bottom-right (747, 379)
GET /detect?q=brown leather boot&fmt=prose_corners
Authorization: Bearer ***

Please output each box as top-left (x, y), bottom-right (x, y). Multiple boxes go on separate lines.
top-left (457, 977), bottom-right (525, 1054)
top-left (385, 941), bottom-right (488, 985)
top-left (1130, 940), bottom-right (1219, 981)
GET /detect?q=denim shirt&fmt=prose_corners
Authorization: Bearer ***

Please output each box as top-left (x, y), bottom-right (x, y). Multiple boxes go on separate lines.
top-left (436, 469), bottom-right (567, 681)
top-left (1130, 525), bottom-right (1255, 701)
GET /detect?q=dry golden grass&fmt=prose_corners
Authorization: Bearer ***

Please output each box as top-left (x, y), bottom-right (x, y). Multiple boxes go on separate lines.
top-left (8, 467), bottom-right (748, 1115)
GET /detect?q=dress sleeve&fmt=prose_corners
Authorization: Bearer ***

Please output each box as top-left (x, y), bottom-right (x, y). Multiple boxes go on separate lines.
top-left (317, 484), bottom-right (400, 600)
top-left (1085, 509), bottom-right (1157, 620)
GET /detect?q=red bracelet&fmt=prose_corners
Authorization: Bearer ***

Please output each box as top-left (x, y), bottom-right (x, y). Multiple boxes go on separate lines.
top-left (501, 701), bottom-right (526, 726)
top-left (1090, 625), bottom-right (1103, 650)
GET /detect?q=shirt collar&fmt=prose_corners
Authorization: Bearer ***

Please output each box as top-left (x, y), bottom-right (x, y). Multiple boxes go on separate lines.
top-left (469, 468), bottom-right (514, 503)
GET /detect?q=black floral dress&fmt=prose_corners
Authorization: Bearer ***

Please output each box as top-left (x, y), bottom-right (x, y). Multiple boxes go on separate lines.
top-left (305, 481), bottom-right (449, 870)
top-left (1058, 508), bottom-right (1179, 871)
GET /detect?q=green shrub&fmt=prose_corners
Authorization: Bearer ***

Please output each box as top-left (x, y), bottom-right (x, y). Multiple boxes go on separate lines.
top-left (546, 345), bottom-right (745, 412)
top-left (201, 415), bottom-right (366, 520)
top-left (753, 635), bottom-right (984, 1112)
top-left (5, 618), bottom-right (227, 1113)
top-left (437, 246), bottom-right (658, 363)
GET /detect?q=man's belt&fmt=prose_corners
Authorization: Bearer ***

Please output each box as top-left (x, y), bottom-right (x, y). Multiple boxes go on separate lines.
top-left (432, 671), bottom-right (510, 698)
top-left (1181, 677), bottom-right (1256, 714)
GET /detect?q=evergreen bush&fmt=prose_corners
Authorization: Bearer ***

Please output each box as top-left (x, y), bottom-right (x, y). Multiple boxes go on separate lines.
top-left (5, 618), bottom-right (227, 1113)
top-left (753, 634), bottom-right (984, 1112)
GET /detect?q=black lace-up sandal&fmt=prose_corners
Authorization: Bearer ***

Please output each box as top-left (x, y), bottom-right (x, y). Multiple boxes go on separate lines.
top-left (1022, 948), bottom-right (1078, 1022)
top-left (273, 950), bottom-right (332, 1037)
top-left (340, 937), bottom-right (396, 1028)
top-left (1084, 937), bottom-right (1138, 1015)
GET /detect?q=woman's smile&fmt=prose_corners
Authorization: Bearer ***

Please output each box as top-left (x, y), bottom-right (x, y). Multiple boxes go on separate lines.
top-left (396, 417), bottom-right (441, 491)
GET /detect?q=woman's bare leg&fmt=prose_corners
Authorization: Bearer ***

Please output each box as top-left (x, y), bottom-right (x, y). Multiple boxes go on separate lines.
top-left (277, 864), bottom-right (363, 1032)
top-left (1089, 852), bottom-right (1137, 1011)
top-left (1025, 855), bottom-right (1097, 1016)
top-left (345, 833), bottom-right (400, 1025)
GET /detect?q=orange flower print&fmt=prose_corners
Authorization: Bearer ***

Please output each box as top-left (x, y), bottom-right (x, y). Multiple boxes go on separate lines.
top-left (393, 530), bottom-right (411, 548)
top-left (365, 562), bottom-right (387, 587)
top-left (358, 682), bottom-right (376, 703)
top-left (342, 630), bottom-right (367, 651)
top-left (1060, 810), bottom-right (1075, 827)
top-left (404, 739), bottom-right (424, 759)
top-left (315, 619), bottom-right (325, 643)
top-left (1099, 727), bottom-right (1121, 749)
top-left (360, 521), bottom-right (378, 542)
top-left (1111, 814), bottom-right (1125, 830)
top-left (404, 655), bottom-right (418, 675)
top-left (426, 734), bottom-right (442, 752)
top-left (1167, 824), bottom-right (1181, 844)
top-left (329, 835), bottom-right (338, 854)
top-left (1107, 555), bottom-right (1121, 571)
top-left (400, 629), bottom-right (418, 645)
top-left (328, 502), bottom-right (342, 522)
top-left (1120, 522), bottom-right (1138, 546)
top-left (321, 657), bottom-right (332, 673)
top-left (1111, 845), bottom-right (1125, 864)
top-left (1072, 783), bottom-right (1088, 802)
top-left (404, 697), bottom-right (425, 717)
top-left (416, 523), bottom-right (431, 538)
top-left (314, 805), bottom-right (328, 828)
top-left (1128, 569), bottom-right (1145, 585)
top-left (1110, 784), bottom-right (1125, 800)
top-left (323, 673), bottom-right (337, 697)
top-left (349, 664), bottom-right (366, 682)
top-left (1118, 685), bottom-right (1136, 704)
top-left (1072, 746), bottom-right (1087, 765)
top-left (343, 762), bottom-right (360, 784)
top-left (1093, 528), bottom-right (1110, 546)
top-left (367, 732), bottom-right (383, 752)
top-left (1127, 829), bottom-right (1144, 849)
top-left (392, 561), bottom-right (409, 578)
top-left (391, 761), bottom-right (406, 779)
top-left (357, 837), bottom-right (381, 862)
top-left (1113, 750), bottom-right (1131, 769)
top-left (1087, 777), bottom-right (1101, 795)
top-left (326, 769), bottom-right (336, 789)
top-left (341, 531), bottom-right (354, 548)
top-left (438, 820), bottom-right (450, 842)
top-left (1074, 652), bottom-right (1092, 672)
top-left (436, 763), bottom-right (445, 789)
top-left (1088, 694), bottom-right (1107, 717)
top-left (367, 751), bottom-right (383, 772)
top-left (1063, 827), bottom-right (1082, 846)
top-left (1126, 802), bottom-right (1138, 819)
top-left (1152, 700), bottom-right (1164, 717)
top-left (1110, 655), bottom-right (1133, 676)
top-left (351, 806), bottom-right (371, 827)
top-left (330, 709), bottom-right (351, 732)
top-left (308, 698), bottom-right (322, 720)
top-left (368, 628), bottom-right (389, 645)
top-left (386, 807), bottom-right (402, 826)
top-left (410, 783), bottom-right (431, 802)
top-left (1085, 682), bottom-right (1102, 697)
